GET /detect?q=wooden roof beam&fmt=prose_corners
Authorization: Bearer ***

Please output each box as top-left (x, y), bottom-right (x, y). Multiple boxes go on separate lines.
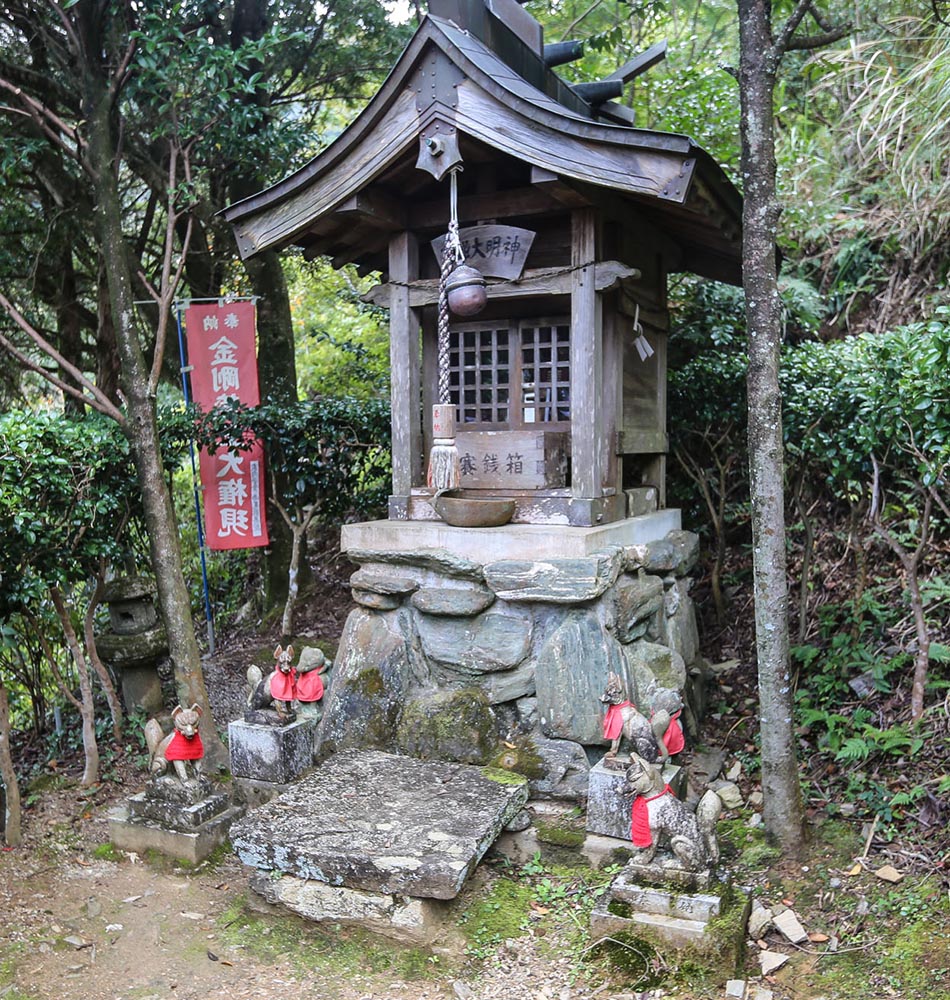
top-left (362, 260), bottom-right (639, 309)
top-left (334, 191), bottom-right (407, 231)
top-left (411, 184), bottom-right (566, 228)
top-left (530, 167), bottom-right (593, 208)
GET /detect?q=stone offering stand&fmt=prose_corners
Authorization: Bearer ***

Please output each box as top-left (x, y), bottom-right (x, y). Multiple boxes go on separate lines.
top-left (317, 518), bottom-right (703, 796)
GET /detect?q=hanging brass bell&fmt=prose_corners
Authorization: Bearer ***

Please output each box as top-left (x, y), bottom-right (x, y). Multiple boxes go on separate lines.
top-left (446, 263), bottom-right (488, 317)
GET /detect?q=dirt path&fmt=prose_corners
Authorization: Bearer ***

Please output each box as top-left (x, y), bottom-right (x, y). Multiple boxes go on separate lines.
top-left (0, 848), bottom-right (456, 1000)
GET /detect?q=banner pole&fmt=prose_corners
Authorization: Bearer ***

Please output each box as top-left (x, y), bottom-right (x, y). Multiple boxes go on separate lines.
top-left (175, 303), bottom-right (216, 657)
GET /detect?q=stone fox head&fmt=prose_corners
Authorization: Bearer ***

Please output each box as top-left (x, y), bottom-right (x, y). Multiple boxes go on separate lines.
top-left (600, 671), bottom-right (627, 707)
top-left (274, 644), bottom-right (295, 673)
top-left (172, 703), bottom-right (202, 738)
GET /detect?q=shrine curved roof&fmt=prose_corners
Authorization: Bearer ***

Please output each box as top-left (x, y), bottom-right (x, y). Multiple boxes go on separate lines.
top-left (223, 14), bottom-right (742, 283)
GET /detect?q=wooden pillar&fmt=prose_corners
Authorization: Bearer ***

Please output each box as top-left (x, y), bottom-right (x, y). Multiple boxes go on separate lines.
top-left (570, 207), bottom-right (602, 502)
top-left (388, 232), bottom-right (421, 517)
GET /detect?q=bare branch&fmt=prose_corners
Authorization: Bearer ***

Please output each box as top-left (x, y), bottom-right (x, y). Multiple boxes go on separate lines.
top-left (0, 77), bottom-right (84, 167)
top-left (785, 26), bottom-right (851, 51)
top-left (774, 0), bottom-right (813, 58)
top-left (108, 37), bottom-right (137, 105)
top-left (0, 291), bottom-right (126, 424)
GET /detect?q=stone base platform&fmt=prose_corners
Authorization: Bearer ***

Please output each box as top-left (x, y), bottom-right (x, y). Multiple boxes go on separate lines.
top-left (230, 749), bottom-right (528, 901)
top-left (586, 757), bottom-right (686, 840)
top-left (109, 801), bottom-right (244, 864)
top-left (591, 866), bottom-right (749, 965)
top-left (228, 717), bottom-right (315, 784)
top-left (342, 511), bottom-right (681, 565)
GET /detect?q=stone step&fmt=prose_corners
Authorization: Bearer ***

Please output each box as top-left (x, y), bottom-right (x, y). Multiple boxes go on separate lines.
top-left (609, 873), bottom-right (721, 921)
top-left (128, 791), bottom-right (230, 830)
top-left (591, 900), bottom-right (710, 948)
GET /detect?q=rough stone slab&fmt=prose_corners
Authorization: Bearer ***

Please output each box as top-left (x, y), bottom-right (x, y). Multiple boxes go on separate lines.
top-left (586, 758), bottom-right (684, 839)
top-left (624, 531), bottom-right (699, 577)
top-left (128, 791), bottom-right (230, 830)
top-left (228, 717), bottom-right (315, 784)
top-left (527, 735), bottom-right (590, 801)
top-left (109, 803), bottom-right (243, 865)
top-left (611, 574), bottom-right (664, 644)
top-left (760, 951), bottom-right (789, 975)
top-left (249, 871), bottom-right (449, 945)
top-left (230, 749), bottom-right (528, 900)
top-left (535, 610), bottom-right (630, 744)
top-left (609, 871), bottom-right (721, 921)
top-left (621, 640), bottom-right (687, 692)
top-left (345, 546), bottom-right (485, 580)
top-left (416, 609), bottom-right (532, 672)
top-left (349, 569), bottom-right (419, 595)
top-left (342, 513), bottom-right (681, 564)
top-left (726, 980), bottom-right (747, 999)
top-left (352, 589), bottom-right (402, 610)
top-left (484, 549), bottom-right (623, 603)
top-left (660, 579), bottom-right (701, 667)
top-left (411, 585), bottom-right (495, 617)
top-left (316, 609), bottom-right (410, 755)
top-left (472, 662), bottom-right (536, 704)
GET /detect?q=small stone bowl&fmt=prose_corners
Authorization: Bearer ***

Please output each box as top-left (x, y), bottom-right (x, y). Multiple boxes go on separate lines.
top-left (432, 490), bottom-right (516, 527)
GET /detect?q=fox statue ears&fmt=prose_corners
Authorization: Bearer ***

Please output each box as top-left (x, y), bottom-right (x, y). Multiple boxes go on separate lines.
top-left (274, 644), bottom-right (295, 660)
top-left (171, 703), bottom-right (203, 719)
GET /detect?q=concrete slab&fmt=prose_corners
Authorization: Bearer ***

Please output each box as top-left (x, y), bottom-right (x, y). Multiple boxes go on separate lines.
top-left (230, 749), bottom-right (528, 900)
top-left (591, 899), bottom-right (710, 947)
top-left (342, 511), bottom-right (681, 565)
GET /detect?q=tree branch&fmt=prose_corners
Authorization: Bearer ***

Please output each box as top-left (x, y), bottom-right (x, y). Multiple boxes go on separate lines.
top-left (785, 26), bottom-right (851, 51)
top-left (0, 292), bottom-right (126, 424)
top-left (774, 0), bottom-right (813, 58)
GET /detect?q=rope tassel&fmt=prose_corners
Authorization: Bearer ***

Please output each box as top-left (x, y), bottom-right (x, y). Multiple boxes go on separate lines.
top-left (428, 168), bottom-right (465, 494)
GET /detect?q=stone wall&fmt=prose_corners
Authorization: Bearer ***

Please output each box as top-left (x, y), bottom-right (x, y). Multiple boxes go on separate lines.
top-left (315, 528), bottom-right (703, 802)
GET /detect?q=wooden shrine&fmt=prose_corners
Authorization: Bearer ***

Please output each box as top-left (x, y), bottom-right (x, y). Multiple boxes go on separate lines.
top-left (224, 0), bottom-right (742, 529)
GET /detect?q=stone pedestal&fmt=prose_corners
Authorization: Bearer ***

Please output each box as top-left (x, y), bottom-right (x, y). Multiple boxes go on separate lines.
top-left (228, 717), bottom-right (315, 784)
top-left (317, 517), bottom-right (704, 801)
top-left (108, 775), bottom-right (243, 864)
top-left (591, 867), bottom-right (749, 969)
top-left (586, 757), bottom-right (685, 840)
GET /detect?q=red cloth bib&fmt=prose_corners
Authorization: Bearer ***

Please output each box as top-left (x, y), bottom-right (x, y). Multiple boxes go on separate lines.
top-left (630, 785), bottom-right (672, 847)
top-left (294, 670), bottom-right (324, 703)
top-left (603, 701), bottom-right (633, 740)
top-left (270, 668), bottom-right (296, 701)
top-left (165, 731), bottom-right (204, 761)
top-left (662, 710), bottom-right (685, 755)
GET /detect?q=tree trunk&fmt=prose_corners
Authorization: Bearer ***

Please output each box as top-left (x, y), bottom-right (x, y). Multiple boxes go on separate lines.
top-left (50, 587), bottom-right (99, 787)
top-left (737, 0), bottom-right (805, 853)
top-left (79, 36), bottom-right (226, 769)
top-left (83, 567), bottom-right (123, 743)
top-left (0, 682), bottom-right (22, 848)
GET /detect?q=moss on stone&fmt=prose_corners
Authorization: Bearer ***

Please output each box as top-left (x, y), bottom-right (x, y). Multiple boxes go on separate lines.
top-left (587, 931), bottom-right (662, 986)
top-left (489, 738), bottom-right (546, 780)
top-left (459, 876), bottom-right (533, 957)
top-left (534, 819), bottom-right (586, 849)
top-left (396, 688), bottom-right (497, 764)
top-left (480, 766), bottom-right (529, 787)
top-left (354, 667), bottom-right (386, 698)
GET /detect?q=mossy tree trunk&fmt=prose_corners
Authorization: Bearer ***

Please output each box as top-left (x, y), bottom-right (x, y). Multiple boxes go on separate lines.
top-left (736, 0), bottom-right (848, 852)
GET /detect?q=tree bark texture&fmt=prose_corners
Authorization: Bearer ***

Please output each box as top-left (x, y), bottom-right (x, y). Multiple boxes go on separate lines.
top-left (78, 25), bottom-right (226, 769)
top-left (0, 683), bottom-right (22, 847)
top-left (50, 587), bottom-right (99, 787)
top-left (737, 0), bottom-right (806, 852)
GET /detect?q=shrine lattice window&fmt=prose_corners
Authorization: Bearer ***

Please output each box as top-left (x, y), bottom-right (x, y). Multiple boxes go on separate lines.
top-left (448, 319), bottom-right (570, 429)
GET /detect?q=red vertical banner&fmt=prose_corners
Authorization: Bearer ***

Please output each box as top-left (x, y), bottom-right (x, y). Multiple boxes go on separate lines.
top-left (184, 301), bottom-right (269, 550)
top-left (199, 438), bottom-right (270, 550)
top-left (185, 301), bottom-right (260, 408)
